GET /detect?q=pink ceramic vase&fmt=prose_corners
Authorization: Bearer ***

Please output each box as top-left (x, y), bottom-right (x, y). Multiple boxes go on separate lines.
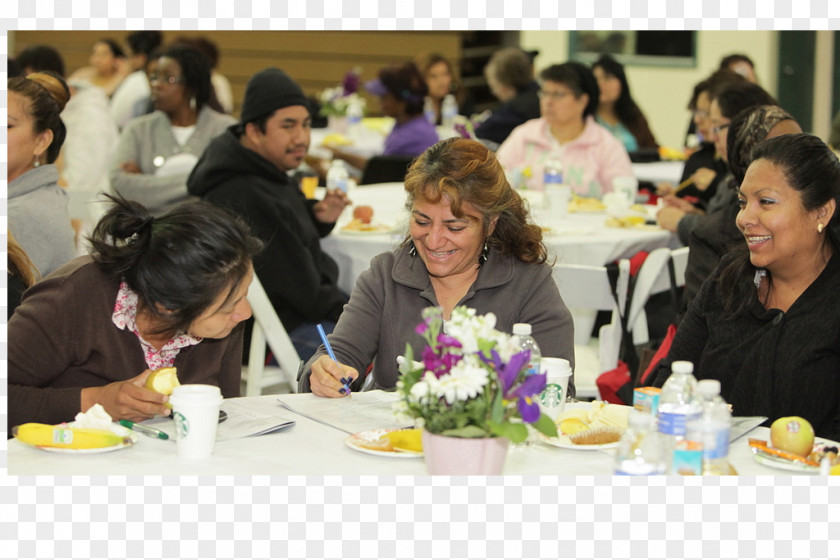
top-left (421, 430), bottom-right (510, 475)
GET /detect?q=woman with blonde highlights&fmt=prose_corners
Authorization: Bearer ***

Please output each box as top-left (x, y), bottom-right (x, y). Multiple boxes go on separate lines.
top-left (8, 72), bottom-right (76, 277)
top-left (301, 138), bottom-right (575, 397)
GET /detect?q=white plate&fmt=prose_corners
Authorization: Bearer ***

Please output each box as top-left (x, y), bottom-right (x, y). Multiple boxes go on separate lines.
top-left (15, 422), bottom-right (138, 454)
top-left (539, 433), bottom-right (620, 451)
top-left (338, 223), bottom-right (394, 235)
top-left (538, 402), bottom-right (628, 451)
top-left (751, 449), bottom-right (818, 473)
top-left (749, 439), bottom-right (839, 473)
top-left (344, 428), bottom-right (423, 458)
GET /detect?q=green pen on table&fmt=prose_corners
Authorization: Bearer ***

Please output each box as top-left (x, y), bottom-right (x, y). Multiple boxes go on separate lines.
top-left (119, 419), bottom-right (170, 440)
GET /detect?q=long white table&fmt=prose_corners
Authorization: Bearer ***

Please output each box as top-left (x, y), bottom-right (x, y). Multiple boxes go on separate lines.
top-left (322, 183), bottom-right (678, 296)
top-left (6, 391), bottom-right (805, 476)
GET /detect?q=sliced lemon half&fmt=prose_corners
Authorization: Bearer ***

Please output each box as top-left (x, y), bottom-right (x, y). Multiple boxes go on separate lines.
top-left (145, 367), bottom-right (180, 395)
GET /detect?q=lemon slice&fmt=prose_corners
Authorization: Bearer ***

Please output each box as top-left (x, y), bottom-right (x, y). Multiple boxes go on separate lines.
top-left (145, 367), bottom-right (180, 395)
top-left (384, 429), bottom-right (423, 453)
top-left (559, 418), bottom-right (590, 435)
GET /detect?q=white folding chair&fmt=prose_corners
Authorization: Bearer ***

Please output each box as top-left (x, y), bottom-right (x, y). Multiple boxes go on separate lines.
top-left (552, 259), bottom-right (631, 399)
top-left (242, 274), bottom-right (302, 396)
top-left (625, 246), bottom-right (691, 347)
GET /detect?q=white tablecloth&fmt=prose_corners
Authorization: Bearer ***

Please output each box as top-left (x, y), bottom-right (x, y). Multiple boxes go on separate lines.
top-left (322, 183), bottom-right (678, 296)
top-left (6, 391), bottom-right (796, 476)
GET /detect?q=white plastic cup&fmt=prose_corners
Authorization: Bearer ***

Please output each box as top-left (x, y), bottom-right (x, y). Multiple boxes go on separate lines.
top-left (538, 357), bottom-right (573, 421)
top-left (612, 176), bottom-right (639, 205)
top-left (545, 184), bottom-right (572, 216)
top-left (169, 384), bottom-right (224, 460)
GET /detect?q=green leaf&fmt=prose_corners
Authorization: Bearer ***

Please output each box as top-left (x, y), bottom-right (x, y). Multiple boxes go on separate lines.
top-left (532, 413), bottom-right (558, 438)
top-left (489, 420), bottom-right (528, 443)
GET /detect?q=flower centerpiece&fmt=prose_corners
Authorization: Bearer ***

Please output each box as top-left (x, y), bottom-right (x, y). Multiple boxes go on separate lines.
top-left (397, 306), bottom-right (557, 467)
top-left (318, 67), bottom-right (366, 120)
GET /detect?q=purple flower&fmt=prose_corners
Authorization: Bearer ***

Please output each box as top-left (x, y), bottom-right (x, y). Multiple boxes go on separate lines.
top-left (436, 334), bottom-right (462, 350)
top-left (517, 395), bottom-right (541, 423)
top-left (342, 70), bottom-right (361, 96)
top-left (421, 346), bottom-right (462, 378)
top-left (454, 123), bottom-right (470, 139)
top-left (415, 322), bottom-right (429, 336)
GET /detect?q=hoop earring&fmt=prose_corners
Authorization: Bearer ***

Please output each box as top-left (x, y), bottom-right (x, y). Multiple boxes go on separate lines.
top-left (479, 240), bottom-right (489, 264)
top-left (818, 223), bottom-right (825, 233)
top-left (408, 241), bottom-right (417, 257)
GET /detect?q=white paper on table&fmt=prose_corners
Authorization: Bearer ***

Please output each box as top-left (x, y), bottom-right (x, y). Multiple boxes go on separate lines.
top-left (277, 390), bottom-right (404, 435)
top-left (215, 398), bottom-right (296, 442)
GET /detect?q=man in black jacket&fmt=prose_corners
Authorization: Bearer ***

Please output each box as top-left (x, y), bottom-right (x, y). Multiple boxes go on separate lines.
top-left (187, 67), bottom-right (350, 360)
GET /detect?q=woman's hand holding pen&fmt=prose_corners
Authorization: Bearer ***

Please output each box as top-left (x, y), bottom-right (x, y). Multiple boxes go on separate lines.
top-left (310, 355), bottom-right (358, 398)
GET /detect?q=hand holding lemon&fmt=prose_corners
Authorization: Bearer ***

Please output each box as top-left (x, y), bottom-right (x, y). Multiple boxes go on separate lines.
top-left (80, 368), bottom-right (179, 423)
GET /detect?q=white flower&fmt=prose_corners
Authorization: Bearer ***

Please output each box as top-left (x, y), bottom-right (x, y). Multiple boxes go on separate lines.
top-left (430, 355), bottom-right (490, 405)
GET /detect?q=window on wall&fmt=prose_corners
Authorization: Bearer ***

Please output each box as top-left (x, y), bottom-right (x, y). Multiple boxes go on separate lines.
top-left (569, 31), bottom-right (697, 68)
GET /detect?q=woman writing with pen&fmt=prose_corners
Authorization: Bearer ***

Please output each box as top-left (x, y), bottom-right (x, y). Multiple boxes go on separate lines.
top-left (300, 138), bottom-right (575, 398)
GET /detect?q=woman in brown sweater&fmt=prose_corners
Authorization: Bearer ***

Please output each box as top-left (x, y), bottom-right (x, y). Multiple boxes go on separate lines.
top-left (8, 195), bottom-right (262, 429)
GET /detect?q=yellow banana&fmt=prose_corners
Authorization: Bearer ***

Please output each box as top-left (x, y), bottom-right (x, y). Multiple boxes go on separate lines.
top-left (14, 423), bottom-right (129, 449)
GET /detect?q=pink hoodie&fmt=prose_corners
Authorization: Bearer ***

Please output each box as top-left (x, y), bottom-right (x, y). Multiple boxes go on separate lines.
top-left (496, 116), bottom-right (633, 197)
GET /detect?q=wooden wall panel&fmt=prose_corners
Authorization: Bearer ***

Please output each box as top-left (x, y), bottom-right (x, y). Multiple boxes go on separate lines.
top-left (11, 31), bottom-right (462, 117)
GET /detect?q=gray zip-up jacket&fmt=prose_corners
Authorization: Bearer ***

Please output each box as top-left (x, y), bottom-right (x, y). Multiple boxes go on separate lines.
top-left (300, 246), bottom-right (577, 396)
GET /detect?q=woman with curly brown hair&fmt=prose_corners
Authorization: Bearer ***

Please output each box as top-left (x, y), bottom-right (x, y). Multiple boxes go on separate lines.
top-left (300, 137), bottom-right (575, 396)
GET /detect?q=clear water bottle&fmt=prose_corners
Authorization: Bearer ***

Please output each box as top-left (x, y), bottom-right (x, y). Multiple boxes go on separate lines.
top-left (686, 379), bottom-right (732, 475)
top-left (543, 156), bottom-right (564, 189)
top-left (326, 159), bottom-right (350, 194)
top-left (512, 323), bottom-right (541, 376)
top-left (346, 100), bottom-right (363, 142)
top-left (441, 94), bottom-right (458, 129)
top-left (657, 361), bottom-right (702, 468)
top-left (614, 409), bottom-right (667, 475)
top-left (424, 96), bottom-right (436, 124)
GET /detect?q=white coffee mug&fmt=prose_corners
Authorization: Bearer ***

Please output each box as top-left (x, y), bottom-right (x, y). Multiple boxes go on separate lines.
top-left (169, 384), bottom-right (223, 460)
top-left (612, 176), bottom-right (639, 205)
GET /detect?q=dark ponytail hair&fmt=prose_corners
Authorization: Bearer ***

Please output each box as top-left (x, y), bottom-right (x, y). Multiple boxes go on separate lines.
top-left (88, 194), bottom-right (263, 334)
top-left (8, 72), bottom-right (70, 163)
top-left (718, 134), bottom-right (840, 317)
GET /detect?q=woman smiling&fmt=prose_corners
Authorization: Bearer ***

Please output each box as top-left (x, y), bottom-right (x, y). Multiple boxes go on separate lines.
top-left (300, 138), bottom-right (575, 397)
top-left (654, 134), bottom-right (840, 440)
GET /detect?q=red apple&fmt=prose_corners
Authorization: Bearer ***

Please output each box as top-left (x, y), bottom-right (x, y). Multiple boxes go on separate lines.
top-left (353, 205), bottom-right (374, 224)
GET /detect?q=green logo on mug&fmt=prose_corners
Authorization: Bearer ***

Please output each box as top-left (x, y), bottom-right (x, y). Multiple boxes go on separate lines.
top-left (174, 411), bottom-right (190, 439)
top-left (540, 383), bottom-right (564, 408)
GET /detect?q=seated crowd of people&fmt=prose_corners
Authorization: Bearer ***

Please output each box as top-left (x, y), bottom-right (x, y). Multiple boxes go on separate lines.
top-left (7, 35), bottom-right (840, 442)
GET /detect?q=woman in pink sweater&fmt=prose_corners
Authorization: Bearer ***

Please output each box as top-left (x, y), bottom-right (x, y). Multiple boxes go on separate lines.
top-left (496, 62), bottom-right (633, 197)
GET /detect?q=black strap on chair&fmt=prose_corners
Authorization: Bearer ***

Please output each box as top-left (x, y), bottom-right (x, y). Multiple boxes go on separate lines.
top-left (360, 155), bottom-right (414, 185)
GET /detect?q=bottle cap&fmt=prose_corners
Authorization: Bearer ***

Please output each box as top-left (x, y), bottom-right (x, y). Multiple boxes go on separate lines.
top-left (512, 323), bottom-right (532, 336)
top-left (672, 360), bottom-right (694, 375)
top-left (697, 379), bottom-right (721, 397)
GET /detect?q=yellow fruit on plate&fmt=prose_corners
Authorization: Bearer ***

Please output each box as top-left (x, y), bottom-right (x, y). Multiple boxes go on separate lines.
top-left (384, 429), bottom-right (423, 453)
top-left (14, 423), bottom-right (129, 449)
top-left (145, 367), bottom-right (180, 395)
top-left (831, 464), bottom-right (840, 476)
top-left (770, 416), bottom-right (815, 458)
top-left (560, 418), bottom-right (590, 435)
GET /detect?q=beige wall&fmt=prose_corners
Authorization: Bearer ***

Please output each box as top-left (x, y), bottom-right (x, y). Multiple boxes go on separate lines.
top-left (521, 31), bottom-right (780, 148)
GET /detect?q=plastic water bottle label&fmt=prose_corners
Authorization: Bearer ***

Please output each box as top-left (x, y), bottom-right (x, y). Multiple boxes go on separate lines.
top-left (657, 411), bottom-right (700, 436)
top-left (543, 170), bottom-right (564, 185)
top-left (336, 179), bottom-right (348, 193)
top-left (700, 427), bottom-right (730, 460)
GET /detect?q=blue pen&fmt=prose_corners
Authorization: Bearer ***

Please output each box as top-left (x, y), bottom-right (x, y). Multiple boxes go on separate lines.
top-left (317, 323), bottom-right (352, 396)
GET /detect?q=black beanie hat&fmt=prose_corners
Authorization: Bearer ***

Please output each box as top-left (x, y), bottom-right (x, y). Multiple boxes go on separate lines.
top-left (240, 67), bottom-right (308, 124)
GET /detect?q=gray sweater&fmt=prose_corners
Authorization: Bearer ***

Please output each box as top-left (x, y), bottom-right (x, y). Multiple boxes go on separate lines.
top-left (109, 107), bottom-right (235, 215)
top-left (300, 246), bottom-right (577, 395)
top-left (8, 165), bottom-right (76, 277)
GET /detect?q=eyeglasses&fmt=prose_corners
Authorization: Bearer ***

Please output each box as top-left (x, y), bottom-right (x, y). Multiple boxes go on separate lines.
top-left (149, 74), bottom-right (184, 85)
top-left (537, 90), bottom-right (570, 101)
top-left (711, 122), bottom-right (730, 135)
top-left (692, 109), bottom-right (709, 119)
